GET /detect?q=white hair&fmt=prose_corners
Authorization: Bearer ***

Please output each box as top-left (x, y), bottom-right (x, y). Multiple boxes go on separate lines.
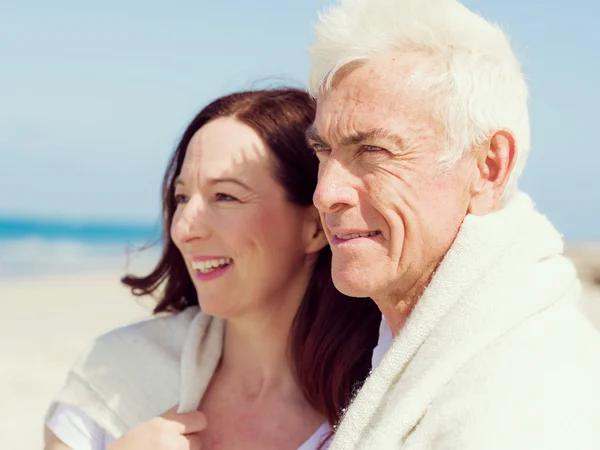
top-left (308, 0), bottom-right (530, 199)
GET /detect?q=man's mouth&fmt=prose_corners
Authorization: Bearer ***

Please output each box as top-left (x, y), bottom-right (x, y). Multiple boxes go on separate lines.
top-left (335, 231), bottom-right (381, 241)
top-left (191, 257), bottom-right (233, 274)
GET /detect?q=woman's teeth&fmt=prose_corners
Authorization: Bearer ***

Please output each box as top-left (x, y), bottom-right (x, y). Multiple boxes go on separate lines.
top-left (191, 258), bottom-right (232, 273)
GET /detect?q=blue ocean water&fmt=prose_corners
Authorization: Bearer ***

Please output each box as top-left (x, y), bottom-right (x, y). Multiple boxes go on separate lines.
top-left (0, 217), bottom-right (162, 280)
top-left (0, 217), bottom-right (159, 243)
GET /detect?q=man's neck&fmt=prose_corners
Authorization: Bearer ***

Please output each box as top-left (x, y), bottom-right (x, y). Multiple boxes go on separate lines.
top-left (378, 292), bottom-right (421, 337)
top-left (377, 266), bottom-right (438, 337)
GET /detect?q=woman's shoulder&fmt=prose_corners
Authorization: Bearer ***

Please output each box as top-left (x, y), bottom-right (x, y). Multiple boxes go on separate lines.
top-left (91, 306), bottom-right (201, 357)
top-left (46, 403), bottom-right (114, 450)
top-left (50, 307), bottom-right (204, 437)
top-left (72, 306), bottom-right (201, 376)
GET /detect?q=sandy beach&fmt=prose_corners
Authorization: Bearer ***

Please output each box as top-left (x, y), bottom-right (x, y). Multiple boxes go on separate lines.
top-left (3, 249), bottom-right (599, 450)
top-left (1, 270), bottom-right (153, 450)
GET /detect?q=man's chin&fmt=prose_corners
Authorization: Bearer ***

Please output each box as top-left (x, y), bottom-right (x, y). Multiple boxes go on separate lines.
top-left (332, 272), bottom-right (375, 299)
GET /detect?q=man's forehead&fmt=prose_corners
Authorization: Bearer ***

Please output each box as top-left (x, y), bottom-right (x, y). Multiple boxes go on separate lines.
top-left (313, 54), bottom-right (440, 139)
top-left (319, 68), bottom-right (393, 108)
top-left (323, 51), bottom-right (439, 97)
top-left (311, 100), bottom-right (383, 141)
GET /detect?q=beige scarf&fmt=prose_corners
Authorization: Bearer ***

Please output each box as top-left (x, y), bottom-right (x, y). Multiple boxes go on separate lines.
top-left (46, 307), bottom-right (225, 439)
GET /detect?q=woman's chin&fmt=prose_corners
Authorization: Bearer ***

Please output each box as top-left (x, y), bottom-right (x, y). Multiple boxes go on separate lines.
top-left (197, 298), bottom-right (227, 317)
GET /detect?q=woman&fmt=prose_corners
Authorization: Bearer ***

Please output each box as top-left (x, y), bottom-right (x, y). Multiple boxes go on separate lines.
top-left (44, 88), bottom-right (381, 450)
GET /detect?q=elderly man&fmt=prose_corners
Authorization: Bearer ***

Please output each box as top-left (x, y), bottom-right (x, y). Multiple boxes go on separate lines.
top-left (307, 0), bottom-right (600, 448)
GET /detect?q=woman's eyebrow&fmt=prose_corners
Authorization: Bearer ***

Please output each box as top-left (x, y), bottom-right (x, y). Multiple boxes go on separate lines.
top-left (207, 177), bottom-right (252, 191)
top-left (174, 176), bottom-right (253, 191)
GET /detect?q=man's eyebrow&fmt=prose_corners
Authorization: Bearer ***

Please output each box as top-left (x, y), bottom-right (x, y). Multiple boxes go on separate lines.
top-left (340, 128), bottom-right (404, 148)
top-left (305, 126), bottom-right (404, 149)
top-left (174, 176), bottom-right (252, 191)
top-left (305, 125), bottom-right (327, 145)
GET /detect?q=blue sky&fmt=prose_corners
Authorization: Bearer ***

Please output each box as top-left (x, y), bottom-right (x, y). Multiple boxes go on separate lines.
top-left (1, 0), bottom-right (598, 242)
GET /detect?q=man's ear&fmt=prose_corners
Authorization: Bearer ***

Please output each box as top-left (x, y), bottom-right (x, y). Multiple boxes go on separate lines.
top-left (304, 206), bottom-right (329, 254)
top-left (468, 129), bottom-right (518, 215)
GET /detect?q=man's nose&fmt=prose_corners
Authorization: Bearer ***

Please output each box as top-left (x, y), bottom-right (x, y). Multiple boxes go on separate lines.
top-left (313, 158), bottom-right (358, 214)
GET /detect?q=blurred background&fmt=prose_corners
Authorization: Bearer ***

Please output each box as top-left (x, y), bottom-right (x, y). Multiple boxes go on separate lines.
top-left (1, 0), bottom-right (598, 448)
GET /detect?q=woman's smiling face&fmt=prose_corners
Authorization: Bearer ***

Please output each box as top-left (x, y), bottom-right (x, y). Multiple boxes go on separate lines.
top-left (170, 116), bottom-right (322, 319)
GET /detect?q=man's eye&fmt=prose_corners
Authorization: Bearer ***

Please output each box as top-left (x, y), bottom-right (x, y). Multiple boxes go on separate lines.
top-left (312, 144), bottom-right (332, 160)
top-left (312, 143), bottom-right (331, 154)
top-left (362, 145), bottom-right (385, 153)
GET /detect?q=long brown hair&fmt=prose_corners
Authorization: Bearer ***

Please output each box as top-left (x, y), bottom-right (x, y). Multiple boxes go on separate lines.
top-left (122, 88), bottom-right (381, 427)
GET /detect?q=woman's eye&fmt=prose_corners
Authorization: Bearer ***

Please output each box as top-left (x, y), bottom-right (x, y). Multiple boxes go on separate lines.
top-left (215, 193), bottom-right (238, 202)
top-left (174, 194), bottom-right (189, 204)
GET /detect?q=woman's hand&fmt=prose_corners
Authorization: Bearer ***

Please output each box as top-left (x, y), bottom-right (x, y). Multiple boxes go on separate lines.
top-left (108, 407), bottom-right (207, 450)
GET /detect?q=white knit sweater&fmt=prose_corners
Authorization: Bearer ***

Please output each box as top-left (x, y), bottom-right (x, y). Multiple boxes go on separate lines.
top-left (328, 192), bottom-right (600, 449)
top-left (46, 308), bottom-right (225, 439)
